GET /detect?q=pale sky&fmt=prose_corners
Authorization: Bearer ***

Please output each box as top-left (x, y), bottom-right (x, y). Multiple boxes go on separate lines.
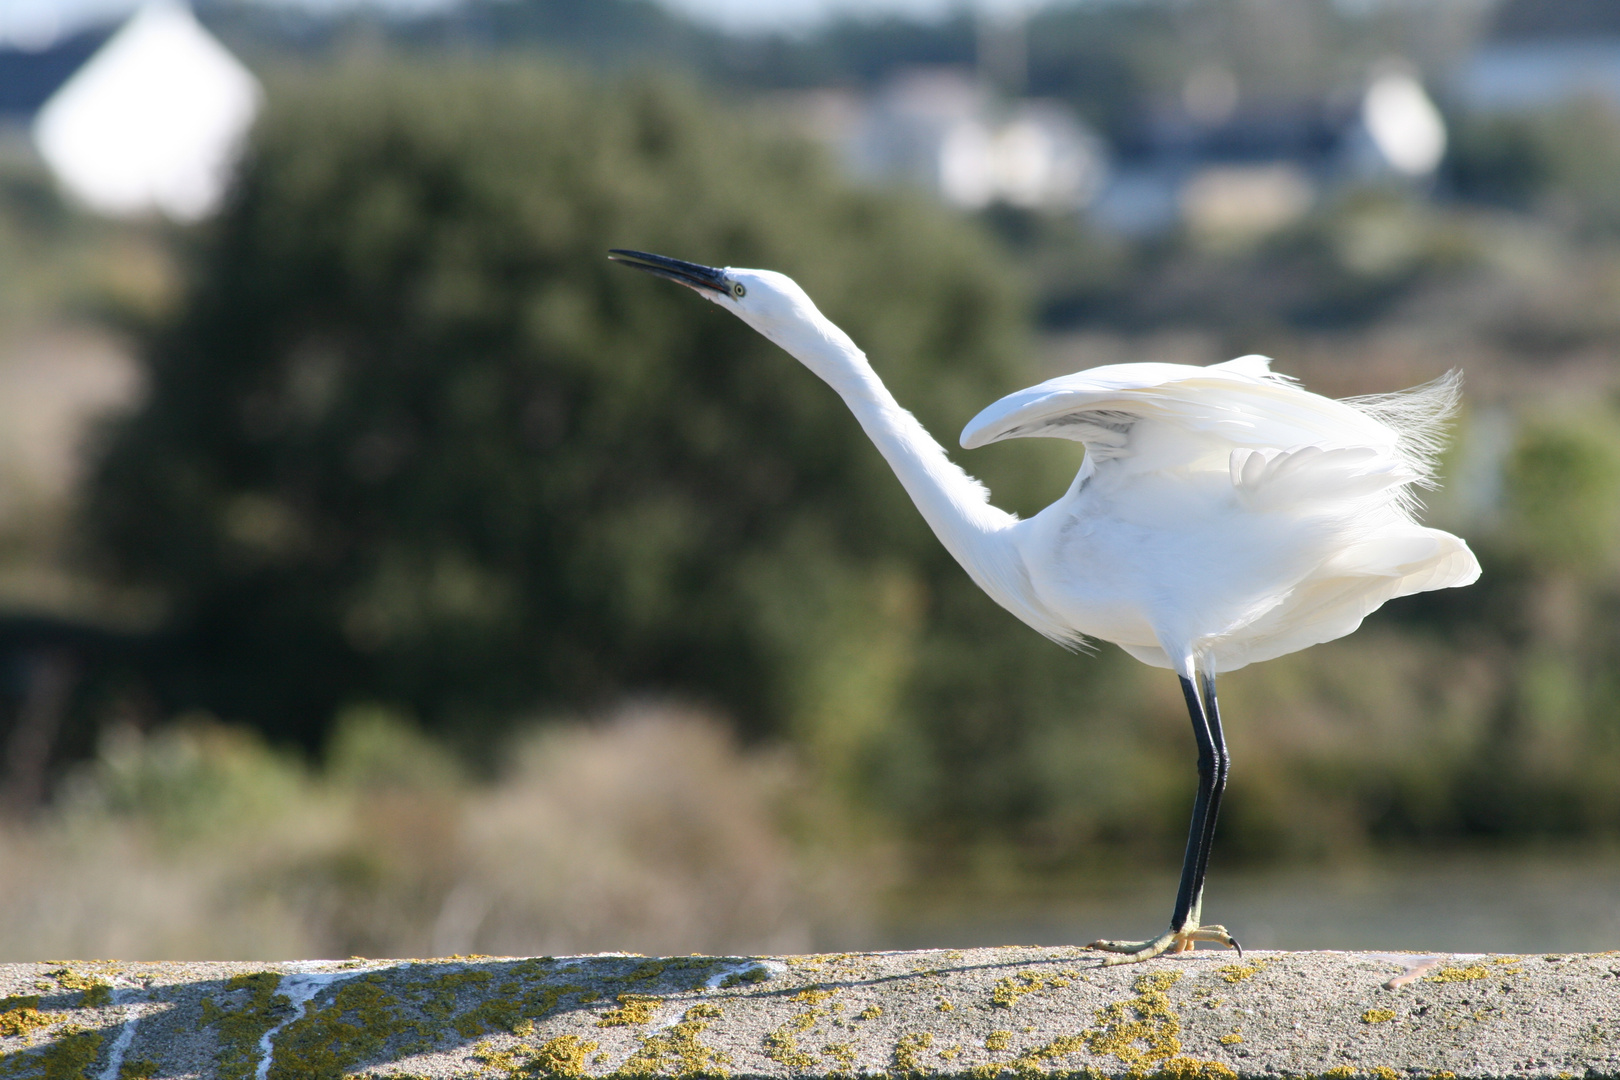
top-left (0, 0), bottom-right (1039, 48)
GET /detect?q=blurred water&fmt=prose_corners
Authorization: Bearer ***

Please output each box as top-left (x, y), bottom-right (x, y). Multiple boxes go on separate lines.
top-left (875, 849), bottom-right (1620, 954)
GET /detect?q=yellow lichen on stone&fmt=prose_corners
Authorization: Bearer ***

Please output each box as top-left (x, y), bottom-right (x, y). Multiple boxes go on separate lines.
top-left (790, 988), bottom-right (838, 1006)
top-left (1155, 1057), bottom-right (1238, 1079)
top-left (1009, 1031), bottom-right (1087, 1074)
top-left (50, 972), bottom-right (113, 1009)
top-left (1218, 1032), bottom-right (1243, 1045)
top-left (990, 973), bottom-right (1071, 1008)
top-left (0, 996), bottom-right (52, 1039)
top-left (791, 953), bottom-right (858, 973)
top-left (984, 1031), bottom-right (1012, 1053)
top-left (893, 1031), bottom-right (934, 1074)
top-left (1082, 971), bottom-right (1183, 1073)
top-left (1362, 1008), bottom-right (1398, 1024)
top-left (768, 982), bottom-right (839, 1071)
top-left (764, 1029), bottom-right (814, 1070)
top-left (1323, 1067), bottom-right (1355, 1079)
top-left (472, 1038), bottom-right (526, 1075)
top-left (619, 1002), bottom-right (730, 1078)
top-left (1427, 965), bottom-right (1492, 983)
top-left (936, 999), bottom-right (954, 1013)
top-left (938, 1044), bottom-right (961, 1061)
top-left (1215, 961), bottom-right (1268, 985)
top-left (1454, 957), bottom-right (1523, 980)
top-left (858, 1006), bottom-right (883, 1021)
top-left (821, 1041), bottom-right (857, 1070)
top-left (1370, 1067), bottom-right (1400, 1080)
top-left (474, 1033), bottom-right (602, 1080)
top-left (597, 994), bottom-right (661, 1028)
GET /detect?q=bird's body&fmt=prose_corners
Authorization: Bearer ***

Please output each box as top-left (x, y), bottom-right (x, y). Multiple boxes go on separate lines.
top-left (967, 357), bottom-right (1477, 674)
top-left (609, 251), bottom-right (1480, 962)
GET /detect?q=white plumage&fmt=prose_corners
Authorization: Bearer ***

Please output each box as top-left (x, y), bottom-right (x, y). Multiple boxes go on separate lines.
top-left (609, 250), bottom-right (1481, 962)
top-left (959, 355), bottom-right (1479, 673)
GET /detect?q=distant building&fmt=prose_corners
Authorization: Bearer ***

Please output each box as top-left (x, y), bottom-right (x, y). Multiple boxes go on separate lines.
top-left (1460, 0), bottom-right (1620, 111)
top-left (1347, 68), bottom-right (1448, 179)
top-left (1094, 63), bottom-right (1445, 238)
top-left (28, 2), bottom-right (260, 221)
top-left (776, 68), bottom-right (1109, 213)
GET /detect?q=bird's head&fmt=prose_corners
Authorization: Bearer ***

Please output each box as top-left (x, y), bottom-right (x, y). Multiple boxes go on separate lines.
top-left (608, 249), bottom-right (838, 359)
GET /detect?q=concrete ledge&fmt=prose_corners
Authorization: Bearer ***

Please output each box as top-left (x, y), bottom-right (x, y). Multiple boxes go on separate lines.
top-left (1, 948), bottom-right (1614, 1078)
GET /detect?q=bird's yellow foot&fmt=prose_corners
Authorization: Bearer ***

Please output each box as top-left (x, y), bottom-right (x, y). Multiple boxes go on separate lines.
top-left (1088, 925), bottom-right (1241, 966)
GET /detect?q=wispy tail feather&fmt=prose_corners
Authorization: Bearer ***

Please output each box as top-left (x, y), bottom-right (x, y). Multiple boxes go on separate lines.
top-left (1339, 369), bottom-right (1462, 491)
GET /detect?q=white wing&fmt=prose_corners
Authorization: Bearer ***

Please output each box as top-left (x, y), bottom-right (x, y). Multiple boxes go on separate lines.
top-left (960, 356), bottom-right (1294, 453)
top-left (961, 356), bottom-right (1457, 501)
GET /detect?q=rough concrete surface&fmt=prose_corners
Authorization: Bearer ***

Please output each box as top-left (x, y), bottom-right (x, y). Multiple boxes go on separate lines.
top-left (2, 948), bottom-right (1617, 1078)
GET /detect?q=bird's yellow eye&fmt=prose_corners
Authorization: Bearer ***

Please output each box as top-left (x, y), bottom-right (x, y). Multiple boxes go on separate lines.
top-left (732, 282), bottom-right (746, 298)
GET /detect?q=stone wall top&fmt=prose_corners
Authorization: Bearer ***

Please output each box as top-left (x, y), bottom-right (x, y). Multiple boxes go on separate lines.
top-left (0, 947), bottom-right (1612, 1078)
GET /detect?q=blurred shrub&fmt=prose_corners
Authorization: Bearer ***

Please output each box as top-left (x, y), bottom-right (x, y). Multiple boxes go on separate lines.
top-left (1501, 417), bottom-right (1620, 576)
top-left (449, 705), bottom-right (867, 956)
top-left (56, 717), bottom-right (309, 845)
top-left (0, 706), bottom-right (858, 959)
top-left (1447, 99), bottom-right (1620, 231)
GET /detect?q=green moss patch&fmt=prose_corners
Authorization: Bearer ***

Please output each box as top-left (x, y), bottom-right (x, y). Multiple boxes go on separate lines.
top-left (198, 972), bottom-right (289, 1080)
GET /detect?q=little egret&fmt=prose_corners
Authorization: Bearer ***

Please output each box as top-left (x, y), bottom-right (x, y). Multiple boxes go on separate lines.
top-left (608, 249), bottom-right (1481, 963)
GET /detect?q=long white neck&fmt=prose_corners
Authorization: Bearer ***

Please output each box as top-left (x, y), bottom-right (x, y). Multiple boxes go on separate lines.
top-left (759, 313), bottom-right (1063, 640)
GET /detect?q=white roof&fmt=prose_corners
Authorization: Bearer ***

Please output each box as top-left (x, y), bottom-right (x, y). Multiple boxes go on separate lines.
top-left (31, 2), bottom-right (260, 221)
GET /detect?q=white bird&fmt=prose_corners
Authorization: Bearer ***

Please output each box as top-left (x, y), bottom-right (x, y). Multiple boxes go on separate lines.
top-left (609, 250), bottom-right (1481, 963)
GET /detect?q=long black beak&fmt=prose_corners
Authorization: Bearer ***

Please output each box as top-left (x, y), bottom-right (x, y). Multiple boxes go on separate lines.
top-left (608, 249), bottom-right (728, 294)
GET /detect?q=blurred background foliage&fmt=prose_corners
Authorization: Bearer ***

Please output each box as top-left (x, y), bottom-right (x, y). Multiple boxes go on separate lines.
top-left (6, 0), bottom-right (1620, 956)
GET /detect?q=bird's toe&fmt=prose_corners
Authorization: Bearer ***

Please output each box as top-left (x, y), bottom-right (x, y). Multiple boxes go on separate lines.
top-left (1087, 924), bottom-right (1241, 965)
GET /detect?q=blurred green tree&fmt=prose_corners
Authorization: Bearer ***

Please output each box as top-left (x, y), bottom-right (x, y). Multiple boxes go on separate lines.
top-left (83, 61), bottom-right (1142, 843)
top-left (1503, 418), bottom-right (1620, 578)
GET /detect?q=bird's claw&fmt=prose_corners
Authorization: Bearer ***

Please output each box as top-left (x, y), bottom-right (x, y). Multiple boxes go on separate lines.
top-left (1087, 925), bottom-right (1241, 966)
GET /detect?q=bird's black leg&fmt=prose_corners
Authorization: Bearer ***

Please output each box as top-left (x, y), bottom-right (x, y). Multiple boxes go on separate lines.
top-left (1169, 674), bottom-right (1218, 933)
top-left (1090, 669), bottom-right (1240, 963)
top-left (1173, 671), bottom-right (1234, 940)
